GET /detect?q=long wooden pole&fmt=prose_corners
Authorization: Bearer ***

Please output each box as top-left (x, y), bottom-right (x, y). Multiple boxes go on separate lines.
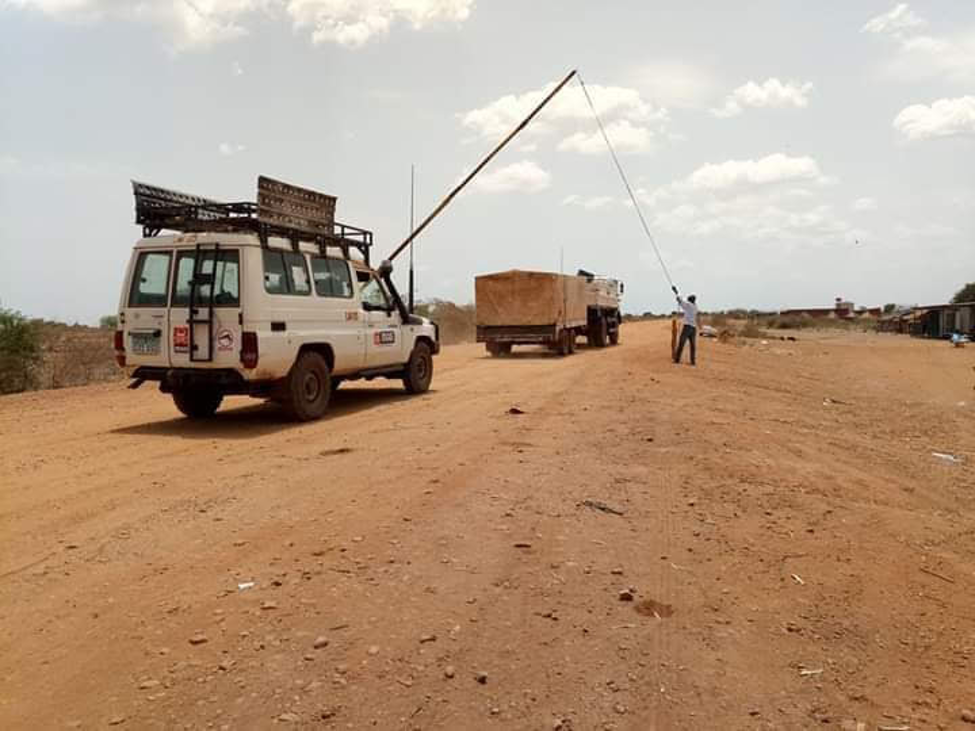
top-left (386, 69), bottom-right (578, 263)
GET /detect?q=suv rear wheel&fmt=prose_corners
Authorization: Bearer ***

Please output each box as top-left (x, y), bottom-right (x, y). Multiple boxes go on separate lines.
top-left (282, 352), bottom-right (331, 421)
top-left (172, 388), bottom-right (223, 419)
top-left (403, 342), bottom-right (433, 394)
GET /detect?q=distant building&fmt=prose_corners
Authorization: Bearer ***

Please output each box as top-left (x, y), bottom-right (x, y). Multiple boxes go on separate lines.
top-left (911, 302), bottom-right (975, 339)
top-left (877, 302), bottom-right (975, 338)
top-left (779, 297), bottom-right (870, 320)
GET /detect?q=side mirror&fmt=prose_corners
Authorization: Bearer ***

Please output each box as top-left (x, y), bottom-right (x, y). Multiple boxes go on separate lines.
top-left (619, 282), bottom-right (625, 294)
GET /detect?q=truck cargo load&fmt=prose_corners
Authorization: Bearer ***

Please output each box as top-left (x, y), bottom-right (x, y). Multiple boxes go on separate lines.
top-left (475, 269), bottom-right (623, 356)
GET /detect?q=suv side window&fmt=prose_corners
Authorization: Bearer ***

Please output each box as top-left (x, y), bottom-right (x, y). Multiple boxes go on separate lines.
top-left (311, 257), bottom-right (353, 298)
top-left (263, 250), bottom-right (311, 296)
top-left (128, 251), bottom-right (172, 307)
top-left (358, 271), bottom-right (390, 311)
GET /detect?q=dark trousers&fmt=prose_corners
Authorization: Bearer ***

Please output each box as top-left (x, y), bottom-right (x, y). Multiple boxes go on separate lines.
top-left (675, 324), bottom-right (696, 364)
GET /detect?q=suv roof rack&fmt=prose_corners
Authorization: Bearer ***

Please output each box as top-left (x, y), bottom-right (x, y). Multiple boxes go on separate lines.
top-left (133, 175), bottom-right (373, 263)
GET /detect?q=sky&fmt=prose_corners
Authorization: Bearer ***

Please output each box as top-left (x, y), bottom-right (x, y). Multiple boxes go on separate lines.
top-left (0, 0), bottom-right (974, 323)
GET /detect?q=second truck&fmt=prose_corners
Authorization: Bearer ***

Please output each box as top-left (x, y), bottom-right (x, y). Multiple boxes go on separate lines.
top-left (475, 269), bottom-right (624, 356)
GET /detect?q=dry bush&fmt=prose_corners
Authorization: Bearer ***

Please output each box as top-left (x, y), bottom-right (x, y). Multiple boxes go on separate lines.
top-left (415, 300), bottom-right (477, 345)
top-left (739, 320), bottom-right (764, 339)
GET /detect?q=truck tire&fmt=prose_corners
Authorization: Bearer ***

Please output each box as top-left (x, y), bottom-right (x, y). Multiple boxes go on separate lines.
top-left (608, 320), bottom-right (620, 345)
top-left (557, 329), bottom-right (574, 356)
top-left (172, 388), bottom-right (223, 418)
top-left (282, 351), bottom-right (331, 421)
top-left (568, 330), bottom-right (577, 354)
top-left (403, 342), bottom-right (433, 394)
top-left (590, 318), bottom-right (607, 348)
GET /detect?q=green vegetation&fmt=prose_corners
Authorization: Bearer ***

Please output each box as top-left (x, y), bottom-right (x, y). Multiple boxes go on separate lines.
top-left (0, 309), bottom-right (43, 394)
top-left (99, 315), bottom-right (119, 330)
top-left (951, 282), bottom-right (974, 304)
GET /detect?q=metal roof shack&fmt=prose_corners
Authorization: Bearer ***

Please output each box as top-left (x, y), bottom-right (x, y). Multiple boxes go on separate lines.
top-left (910, 302), bottom-right (975, 339)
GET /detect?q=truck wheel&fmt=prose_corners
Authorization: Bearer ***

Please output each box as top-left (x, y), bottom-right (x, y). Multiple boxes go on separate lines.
top-left (172, 388), bottom-right (223, 418)
top-left (403, 342), bottom-right (433, 394)
top-left (486, 342), bottom-right (500, 357)
top-left (557, 329), bottom-right (572, 356)
top-left (592, 318), bottom-right (608, 347)
top-left (282, 351), bottom-right (331, 421)
top-left (568, 330), bottom-right (577, 354)
top-left (500, 343), bottom-right (512, 355)
top-left (609, 324), bottom-right (620, 345)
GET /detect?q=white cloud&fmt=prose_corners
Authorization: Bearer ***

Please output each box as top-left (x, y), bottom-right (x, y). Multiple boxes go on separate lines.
top-left (630, 153), bottom-right (856, 245)
top-left (557, 119), bottom-right (653, 155)
top-left (852, 197), bottom-right (878, 212)
top-left (562, 194), bottom-right (614, 210)
top-left (288, 0), bottom-right (473, 47)
top-left (460, 80), bottom-right (668, 155)
top-left (893, 97), bottom-right (975, 141)
top-left (7, 0), bottom-right (474, 49)
top-left (861, 4), bottom-right (973, 83)
top-left (686, 153), bottom-right (822, 192)
top-left (218, 142), bottom-right (246, 155)
top-left (472, 160), bottom-right (550, 194)
top-left (862, 4), bottom-right (924, 36)
top-left (712, 78), bottom-right (814, 118)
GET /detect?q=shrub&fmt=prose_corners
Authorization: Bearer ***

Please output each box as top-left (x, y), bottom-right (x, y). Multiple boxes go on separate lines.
top-left (739, 320), bottom-right (763, 339)
top-left (0, 309), bottom-right (43, 394)
top-left (99, 315), bottom-right (118, 330)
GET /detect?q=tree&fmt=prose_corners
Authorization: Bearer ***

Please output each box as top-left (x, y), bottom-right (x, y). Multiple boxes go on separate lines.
top-left (0, 308), bottom-right (43, 394)
top-left (99, 315), bottom-right (118, 330)
top-left (883, 303), bottom-right (897, 314)
top-left (951, 282), bottom-right (974, 304)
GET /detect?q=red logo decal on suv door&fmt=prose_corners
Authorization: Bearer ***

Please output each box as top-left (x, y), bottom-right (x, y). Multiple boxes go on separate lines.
top-left (173, 326), bottom-right (189, 351)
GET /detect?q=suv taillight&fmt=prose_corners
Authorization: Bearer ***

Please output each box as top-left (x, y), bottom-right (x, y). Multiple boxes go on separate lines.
top-left (113, 330), bottom-right (125, 367)
top-left (241, 331), bottom-right (258, 369)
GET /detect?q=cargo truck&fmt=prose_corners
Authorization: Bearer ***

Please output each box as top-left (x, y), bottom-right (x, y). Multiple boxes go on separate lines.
top-left (475, 269), bottom-right (623, 356)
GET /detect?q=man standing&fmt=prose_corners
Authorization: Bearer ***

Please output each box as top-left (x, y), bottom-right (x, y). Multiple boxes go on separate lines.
top-left (672, 285), bottom-right (699, 366)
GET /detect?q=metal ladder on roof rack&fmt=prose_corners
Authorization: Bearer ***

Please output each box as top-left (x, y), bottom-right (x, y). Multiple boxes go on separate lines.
top-left (188, 243), bottom-right (220, 363)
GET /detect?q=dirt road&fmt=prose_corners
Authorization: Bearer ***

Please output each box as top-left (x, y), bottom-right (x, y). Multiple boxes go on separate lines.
top-left (1, 321), bottom-right (973, 730)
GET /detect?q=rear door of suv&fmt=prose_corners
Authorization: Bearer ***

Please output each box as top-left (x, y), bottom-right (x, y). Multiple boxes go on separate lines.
top-left (123, 249), bottom-right (172, 368)
top-left (168, 245), bottom-right (242, 369)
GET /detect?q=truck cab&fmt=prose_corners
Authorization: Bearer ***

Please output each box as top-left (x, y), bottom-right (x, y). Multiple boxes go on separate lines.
top-left (116, 177), bottom-right (439, 421)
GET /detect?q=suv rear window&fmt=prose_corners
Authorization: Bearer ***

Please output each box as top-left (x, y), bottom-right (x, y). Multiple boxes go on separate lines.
top-left (128, 251), bottom-right (172, 307)
top-left (263, 250), bottom-right (311, 296)
top-left (311, 257), bottom-right (353, 298)
top-left (172, 250), bottom-right (240, 307)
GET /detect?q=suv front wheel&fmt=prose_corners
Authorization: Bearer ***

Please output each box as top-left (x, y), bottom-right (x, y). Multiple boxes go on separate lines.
top-left (172, 387), bottom-right (223, 419)
top-left (282, 351), bottom-right (331, 421)
top-left (403, 342), bottom-right (433, 394)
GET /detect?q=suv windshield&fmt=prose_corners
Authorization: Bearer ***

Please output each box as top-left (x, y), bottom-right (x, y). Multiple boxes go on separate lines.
top-left (172, 250), bottom-right (240, 307)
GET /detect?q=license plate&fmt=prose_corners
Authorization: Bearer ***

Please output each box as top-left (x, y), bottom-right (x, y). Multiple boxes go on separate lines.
top-left (130, 332), bottom-right (160, 355)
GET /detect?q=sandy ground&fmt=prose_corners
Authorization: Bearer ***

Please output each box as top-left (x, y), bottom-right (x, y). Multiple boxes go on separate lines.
top-left (0, 320), bottom-right (973, 730)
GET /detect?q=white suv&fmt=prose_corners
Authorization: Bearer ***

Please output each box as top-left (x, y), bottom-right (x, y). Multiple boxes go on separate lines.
top-left (115, 178), bottom-right (439, 421)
